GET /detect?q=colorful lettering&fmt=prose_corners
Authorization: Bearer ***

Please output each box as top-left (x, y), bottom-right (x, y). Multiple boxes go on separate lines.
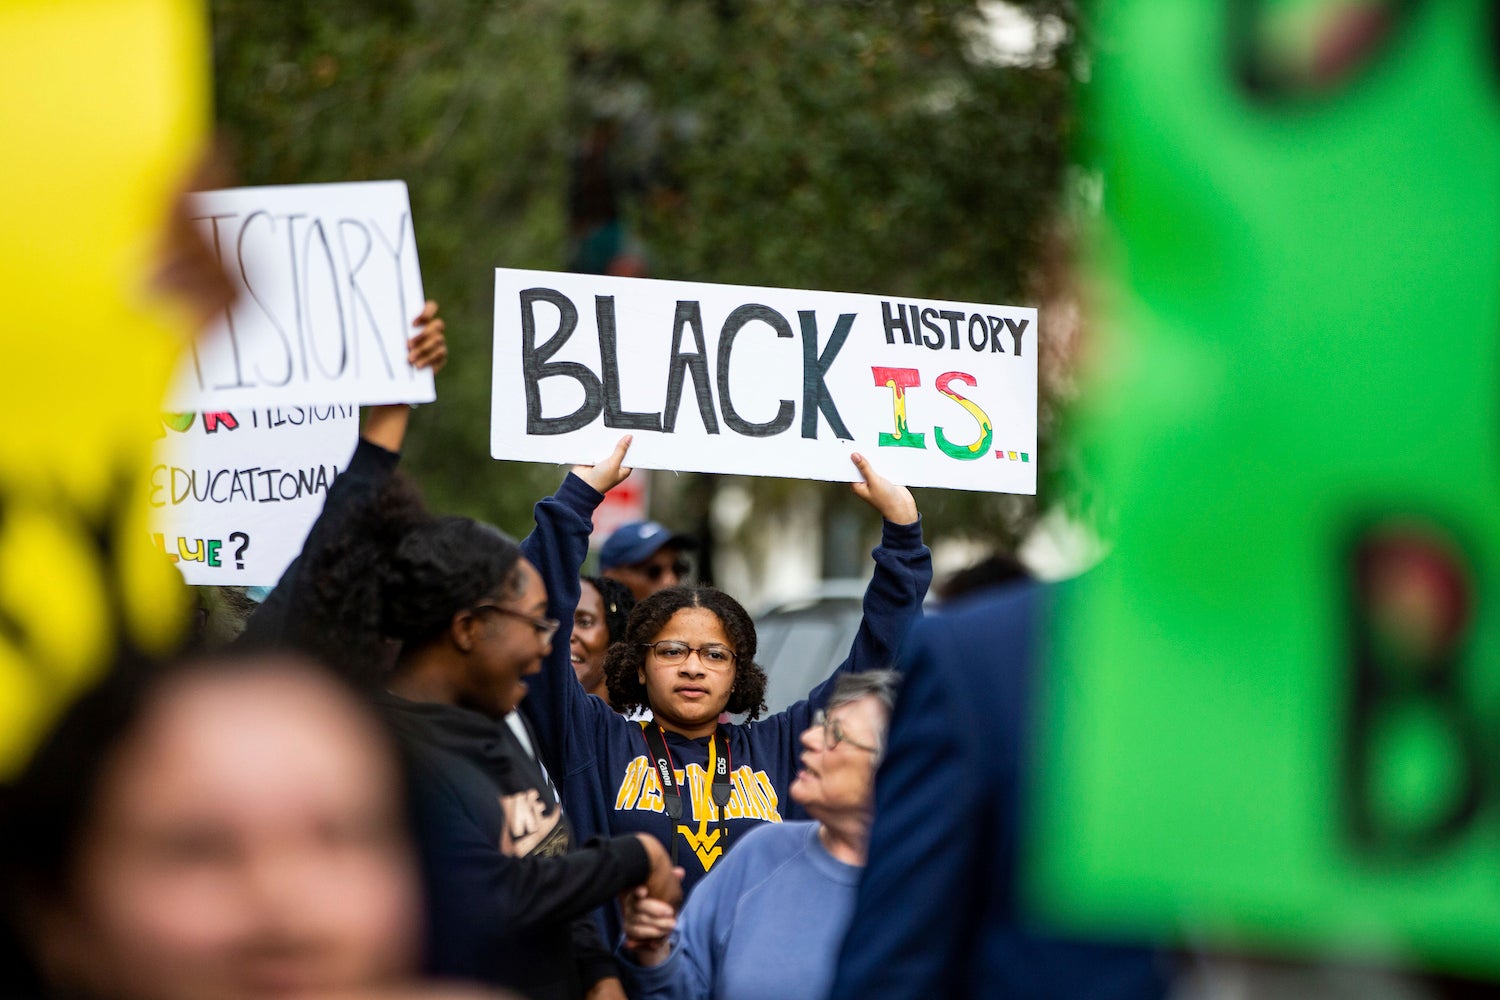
top-left (933, 371), bottom-right (994, 460)
top-left (614, 758), bottom-right (782, 825)
top-left (871, 366), bottom-right (925, 449)
top-left (150, 532), bottom-right (180, 563)
top-left (753, 771), bottom-right (781, 820)
top-left (634, 764), bottom-right (667, 813)
top-left (685, 762), bottom-right (716, 821)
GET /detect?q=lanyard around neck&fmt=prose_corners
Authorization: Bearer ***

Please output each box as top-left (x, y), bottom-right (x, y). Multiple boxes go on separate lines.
top-left (639, 722), bottom-right (734, 864)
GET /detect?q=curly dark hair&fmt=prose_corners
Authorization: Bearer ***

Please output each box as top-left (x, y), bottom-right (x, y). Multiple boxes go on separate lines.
top-left (271, 471), bottom-right (523, 683)
top-left (583, 574), bottom-right (635, 643)
top-left (603, 585), bottom-right (768, 721)
top-left (379, 516), bottom-right (526, 645)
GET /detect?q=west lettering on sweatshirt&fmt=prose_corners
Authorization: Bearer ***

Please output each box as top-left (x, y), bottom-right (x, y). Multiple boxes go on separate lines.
top-left (613, 757), bottom-right (783, 872)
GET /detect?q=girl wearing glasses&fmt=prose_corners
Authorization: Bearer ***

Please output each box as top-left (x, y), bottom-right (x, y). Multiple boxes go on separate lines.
top-left (516, 437), bottom-right (930, 918)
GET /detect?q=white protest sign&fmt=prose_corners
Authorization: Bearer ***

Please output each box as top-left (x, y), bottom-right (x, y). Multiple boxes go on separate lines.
top-left (147, 406), bottom-right (359, 586)
top-left (490, 270), bottom-right (1037, 493)
top-left (165, 181), bottom-right (434, 410)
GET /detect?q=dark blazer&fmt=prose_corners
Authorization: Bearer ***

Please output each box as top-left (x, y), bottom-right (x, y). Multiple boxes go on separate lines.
top-left (829, 583), bottom-right (1169, 1000)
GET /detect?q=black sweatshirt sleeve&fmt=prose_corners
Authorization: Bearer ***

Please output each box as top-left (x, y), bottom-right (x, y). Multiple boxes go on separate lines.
top-left (570, 913), bottom-right (621, 991)
top-left (236, 436), bottom-right (399, 648)
top-left (411, 745), bottom-right (651, 943)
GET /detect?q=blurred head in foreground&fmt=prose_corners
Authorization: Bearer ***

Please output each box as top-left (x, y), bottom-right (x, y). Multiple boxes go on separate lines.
top-left (1, 652), bottom-right (422, 1000)
top-left (1028, 0), bottom-right (1500, 981)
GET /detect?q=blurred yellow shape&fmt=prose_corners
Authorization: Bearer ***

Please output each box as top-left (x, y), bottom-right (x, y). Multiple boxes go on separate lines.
top-left (0, 0), bottom-right (208, 777)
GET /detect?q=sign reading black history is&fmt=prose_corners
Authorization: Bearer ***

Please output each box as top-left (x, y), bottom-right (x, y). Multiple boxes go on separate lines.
top-left (490, 270), bottom-right (1038, 493)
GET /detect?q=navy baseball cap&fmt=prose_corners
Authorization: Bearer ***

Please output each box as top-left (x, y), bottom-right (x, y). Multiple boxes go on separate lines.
top-left (599, 520), bottom-right (696, 571)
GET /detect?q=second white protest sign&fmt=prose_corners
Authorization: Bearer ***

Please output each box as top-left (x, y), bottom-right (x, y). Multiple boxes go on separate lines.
top-left (148, 405), bottom-right (360, 586)
top-left (165, 180), bottom-right (435, 411)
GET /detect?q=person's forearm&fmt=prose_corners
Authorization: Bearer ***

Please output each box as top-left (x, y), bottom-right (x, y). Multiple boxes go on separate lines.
top-left (236, 435), bottom-right (401, 649)
top-left (584, 976), bottom-right (628, 1000)
top-left (361, 402), bottom-right (411, 453)
top-left (625, 938), bottom-right (673, 967)
top-left (517, 472), bottom-right (608, 767)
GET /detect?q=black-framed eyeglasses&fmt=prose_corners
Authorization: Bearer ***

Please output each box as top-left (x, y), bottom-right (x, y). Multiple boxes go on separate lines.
top-left (641, 640), bottom-right (736, 668)
top-left (640, 559), bottom-right (692, 582)
top-left (812, 709), bottom-right (881, 754)
top-left (472, 603), bottom-right (560, 644)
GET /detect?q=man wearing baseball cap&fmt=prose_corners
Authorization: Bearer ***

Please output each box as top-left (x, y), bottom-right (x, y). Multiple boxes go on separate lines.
top-left (599, 520), bottom-right (696, 600)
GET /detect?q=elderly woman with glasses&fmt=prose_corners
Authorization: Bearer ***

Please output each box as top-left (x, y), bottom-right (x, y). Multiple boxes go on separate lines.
top-left (612, 671), bottom-right (900, 1000)
top-left (515, 439), bottom-right (929, 937)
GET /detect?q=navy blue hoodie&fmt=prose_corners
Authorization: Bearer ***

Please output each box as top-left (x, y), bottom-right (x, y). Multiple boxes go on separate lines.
top-left (518, 473), bottom-right (932, 901)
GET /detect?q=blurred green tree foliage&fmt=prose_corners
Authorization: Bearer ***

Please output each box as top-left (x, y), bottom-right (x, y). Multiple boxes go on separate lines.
top-left (210, 0), bottom-right (1079, 560)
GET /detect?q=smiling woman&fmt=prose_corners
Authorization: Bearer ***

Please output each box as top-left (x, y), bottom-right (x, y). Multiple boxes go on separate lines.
top-left (570, 576), bottom-right (634, 704)
top-left (379, 517), bottom-right (549, 718)
top-left (233, 357), bottom-right (681, 1000)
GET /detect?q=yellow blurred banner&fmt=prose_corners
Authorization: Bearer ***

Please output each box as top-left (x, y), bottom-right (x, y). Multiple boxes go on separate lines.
top-left (0, 0), bottom-right (208, 776)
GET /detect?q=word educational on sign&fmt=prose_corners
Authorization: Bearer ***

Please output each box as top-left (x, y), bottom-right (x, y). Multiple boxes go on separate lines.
top-left (147, 404), bottom-right (359, 586)
top-left (490, 270), bottom-right (1037, 494)
top-left (164, 180), bottom-right (435, 411)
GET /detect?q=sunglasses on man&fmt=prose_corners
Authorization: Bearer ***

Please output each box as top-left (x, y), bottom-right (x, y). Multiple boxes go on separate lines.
top-left (640, 558), bottom-right (692, 582)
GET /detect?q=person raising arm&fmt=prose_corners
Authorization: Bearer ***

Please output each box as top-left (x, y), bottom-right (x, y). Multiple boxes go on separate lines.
top-left (517, 440), bottom-right (930, 919)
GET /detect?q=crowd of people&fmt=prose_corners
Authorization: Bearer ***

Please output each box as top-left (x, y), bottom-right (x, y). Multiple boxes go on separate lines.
top-left (1, 306), bottom-right (1163, 1000)
top-left (10, 307), bottom-right (1483, 999)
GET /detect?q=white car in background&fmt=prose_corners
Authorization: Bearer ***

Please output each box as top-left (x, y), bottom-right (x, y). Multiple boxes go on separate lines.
top-left (751, 579), bottom-right (880, 716)
top-left (752, 568), bottom-right (1026, 715)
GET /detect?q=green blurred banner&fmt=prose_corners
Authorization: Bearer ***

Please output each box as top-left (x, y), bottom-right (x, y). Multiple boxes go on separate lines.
top-left (1028, 0), bottom-right (1500, 977)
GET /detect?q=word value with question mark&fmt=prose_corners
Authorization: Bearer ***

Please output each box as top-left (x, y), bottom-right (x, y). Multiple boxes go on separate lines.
top-left (151, 532), bottom-right (252, 569)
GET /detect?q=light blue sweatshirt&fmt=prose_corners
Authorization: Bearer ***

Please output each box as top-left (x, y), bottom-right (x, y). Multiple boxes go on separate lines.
top-left (615, 821), bottom-right (861, 1000)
